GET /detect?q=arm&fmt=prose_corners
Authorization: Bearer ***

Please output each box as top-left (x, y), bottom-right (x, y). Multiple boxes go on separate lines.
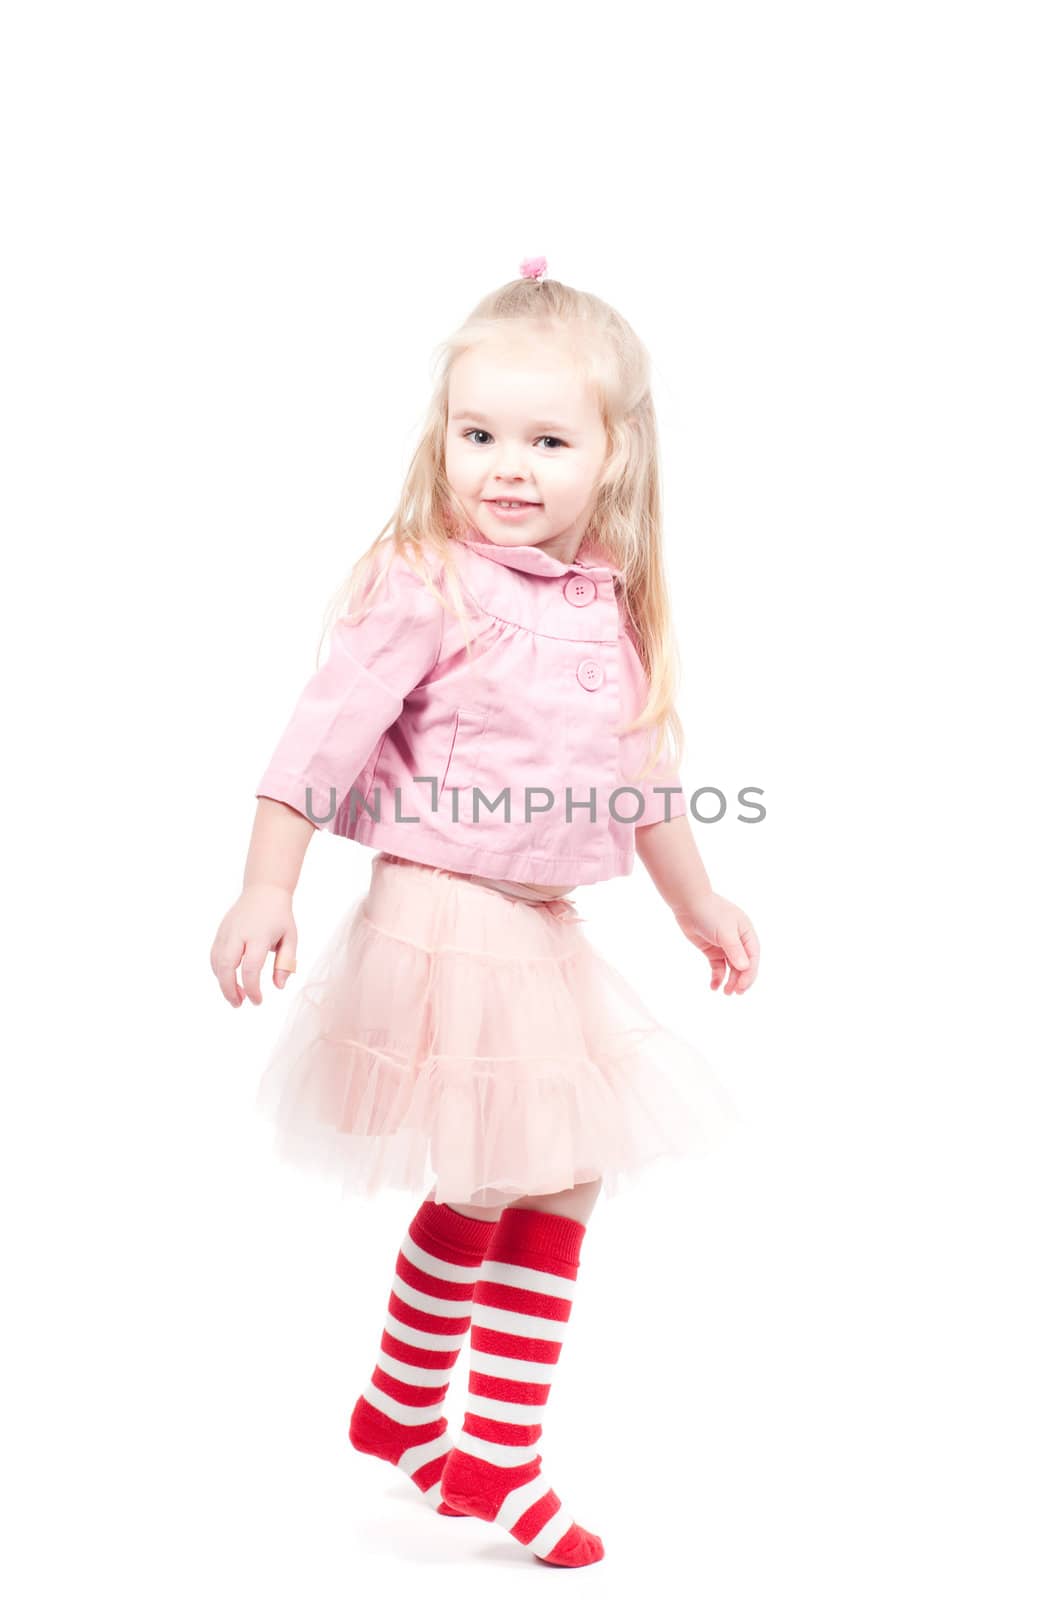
top-left (635, 810), bottom-right (712, 910)
top-left (243, 796), bottom-right (315, 896)
top-left (636, 812), bottom-right (760, 996)
top-left (211, 799), bottom-right (310, 1008)
top-left (212, 547), bottom-right (444, 1007)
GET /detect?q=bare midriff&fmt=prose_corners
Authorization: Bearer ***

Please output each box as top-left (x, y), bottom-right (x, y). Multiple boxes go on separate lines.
top-left (380, 853), bottom-right (575, 902)
top-left (466, 875), bottom-right (578, 903)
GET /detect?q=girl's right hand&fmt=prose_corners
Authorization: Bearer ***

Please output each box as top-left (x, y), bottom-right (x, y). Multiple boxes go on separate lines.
top-left (210, 885), bottom-right (298, 1007)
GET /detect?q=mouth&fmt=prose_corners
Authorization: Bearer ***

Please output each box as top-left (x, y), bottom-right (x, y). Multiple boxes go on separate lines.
top-left (485, 498), bottom-right (542, 509)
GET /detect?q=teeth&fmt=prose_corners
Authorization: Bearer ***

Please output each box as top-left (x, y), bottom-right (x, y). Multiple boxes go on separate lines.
top-left (496, 501), bottom-right (530, 508)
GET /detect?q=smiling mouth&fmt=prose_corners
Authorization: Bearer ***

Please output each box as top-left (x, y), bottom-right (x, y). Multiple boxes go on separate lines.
top-left (487, 498), bottom-right (541, 507)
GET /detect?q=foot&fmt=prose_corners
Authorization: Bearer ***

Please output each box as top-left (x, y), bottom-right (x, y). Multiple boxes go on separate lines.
top-left (439, 1445), bottom-right (604, 1564)
top-left (347, 1196), bottom-right (500, 1517)
top-left (349, 1396), bottom-right (469, 1516)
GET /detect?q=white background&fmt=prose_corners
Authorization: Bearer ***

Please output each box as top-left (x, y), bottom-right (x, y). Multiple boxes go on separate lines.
top-left (4, 3), bottom-right (1060, 1596)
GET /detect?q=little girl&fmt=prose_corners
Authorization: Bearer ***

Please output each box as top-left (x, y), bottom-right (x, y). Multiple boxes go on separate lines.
top-left (211, 258), bottom-right (760, 1568)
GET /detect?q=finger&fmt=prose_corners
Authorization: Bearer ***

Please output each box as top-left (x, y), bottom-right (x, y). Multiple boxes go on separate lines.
top-left (723, 939), bottom-right (749, 972)
top-left (737, 930), bottom-right (760, 992)
top-left (731, 956), bottom-right (754, 994)
top-left (239, 943), bottom-right (269, 1005)
top-left (735, 959), bottom-right (757, 992)
top-left (273, 931), bottom-right (298, 988)
top-left (707, 949), bottom-right (727, 990)
top-left (214, 942), bottom-right (245, 1006)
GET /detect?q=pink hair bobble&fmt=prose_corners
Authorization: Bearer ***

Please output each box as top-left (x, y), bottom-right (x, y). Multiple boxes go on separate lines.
top-left (519, 256), bottom-right (548, 282)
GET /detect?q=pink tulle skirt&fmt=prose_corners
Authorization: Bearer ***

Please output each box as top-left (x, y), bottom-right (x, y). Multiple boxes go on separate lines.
top-left (255, 852), bottom-right (740, 1207)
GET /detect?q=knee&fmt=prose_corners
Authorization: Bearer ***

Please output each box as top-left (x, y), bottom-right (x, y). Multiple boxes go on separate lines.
top-left (444, 1200), bottom-right (506, 1222)
top-left (507, 1176), bottom-right (603, 1224)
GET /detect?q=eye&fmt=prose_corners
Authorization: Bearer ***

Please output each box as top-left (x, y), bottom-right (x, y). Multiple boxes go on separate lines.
top-left (461, 429), bottom-right (568, 450)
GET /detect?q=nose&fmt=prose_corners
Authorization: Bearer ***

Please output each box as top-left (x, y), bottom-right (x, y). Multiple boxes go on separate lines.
top-left (493, 441), bottom-right (533, 480)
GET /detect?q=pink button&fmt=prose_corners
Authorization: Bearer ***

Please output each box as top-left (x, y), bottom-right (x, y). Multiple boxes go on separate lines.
top-left (564, 574), bottom-right (596, 608)
top-left (577, 659), bottom-right (604, 691)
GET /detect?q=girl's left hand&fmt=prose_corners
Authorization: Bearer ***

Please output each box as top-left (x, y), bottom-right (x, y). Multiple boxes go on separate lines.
top-left (674, 892), bottom-right (760, 995)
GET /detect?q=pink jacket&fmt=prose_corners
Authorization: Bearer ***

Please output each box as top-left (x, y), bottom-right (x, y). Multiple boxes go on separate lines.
top-left (254, 534), bottom-right (686, 887)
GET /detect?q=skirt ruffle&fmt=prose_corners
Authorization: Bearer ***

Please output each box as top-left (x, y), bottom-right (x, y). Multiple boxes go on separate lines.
top-left (255, 852), bottom-right (740, 1206)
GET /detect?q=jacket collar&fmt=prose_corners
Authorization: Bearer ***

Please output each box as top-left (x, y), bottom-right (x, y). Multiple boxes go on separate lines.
top-left (456, 532), bottom-right (625, 585)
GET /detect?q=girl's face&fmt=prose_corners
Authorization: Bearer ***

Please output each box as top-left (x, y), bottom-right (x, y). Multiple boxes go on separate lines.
top-left (444, 335), bottom-right (609, 564)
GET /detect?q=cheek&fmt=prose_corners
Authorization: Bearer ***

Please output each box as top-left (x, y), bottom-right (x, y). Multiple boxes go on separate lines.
top-left (550, 461), bottom-right (592, 503)
top-left (446, 446), bottom-right (478, 486)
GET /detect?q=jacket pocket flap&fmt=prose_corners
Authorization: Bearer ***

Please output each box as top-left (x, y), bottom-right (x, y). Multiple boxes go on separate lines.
top-left (440, 707), bottom-right (489, 791)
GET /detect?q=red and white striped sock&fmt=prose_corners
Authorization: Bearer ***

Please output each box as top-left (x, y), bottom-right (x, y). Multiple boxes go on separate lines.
top-left (439, 1206), bottom-right (605, 1566)
top-left (348, 1196), bottom-right (497, 1514)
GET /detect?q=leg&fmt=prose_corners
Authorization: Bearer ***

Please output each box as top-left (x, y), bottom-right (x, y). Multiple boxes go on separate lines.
top-left (445, 1200), bottom-right (507, 1222)
top-left (504, 1176), bottom-right (603, 1226)
top-left (348, 1188), bottom-right (500, 1514)
top-left (447, 1176), bottom-right (602, 1226)
top-left (439, 1183), bottom-right (606, 1566)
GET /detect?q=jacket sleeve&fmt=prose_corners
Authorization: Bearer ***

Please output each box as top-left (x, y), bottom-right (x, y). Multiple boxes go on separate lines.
top-left (255, 553), bottom-right (445, 828)
top-left (618, 627), bottom-right (687, 828)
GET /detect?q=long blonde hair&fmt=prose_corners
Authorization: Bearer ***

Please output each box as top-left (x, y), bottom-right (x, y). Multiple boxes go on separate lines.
top-left (317, 273), bottom-right (685, 779)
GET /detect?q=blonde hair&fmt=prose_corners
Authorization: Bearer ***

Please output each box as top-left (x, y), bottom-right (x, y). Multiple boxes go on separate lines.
top-left (318, 273), bottom-right (685, 780)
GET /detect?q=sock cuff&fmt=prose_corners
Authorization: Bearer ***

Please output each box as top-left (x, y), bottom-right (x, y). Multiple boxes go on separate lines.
top-left (491, 1205), bottom-right (586, 1270)
top-left (414, 1199), bottom-right (498, 1259)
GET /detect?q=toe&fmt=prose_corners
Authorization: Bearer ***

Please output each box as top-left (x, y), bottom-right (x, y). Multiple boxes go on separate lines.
top-left (538, 1524), bottom-right (605, 1566)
